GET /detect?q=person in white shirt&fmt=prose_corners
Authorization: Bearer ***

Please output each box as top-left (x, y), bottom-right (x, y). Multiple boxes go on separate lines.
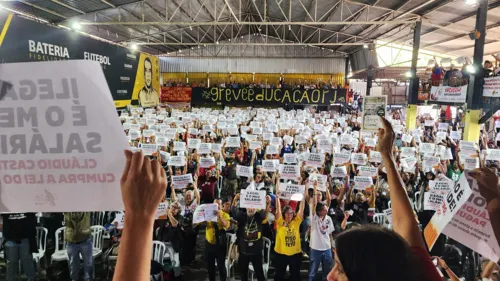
top-left (309, 181), bottom-right (335, 281)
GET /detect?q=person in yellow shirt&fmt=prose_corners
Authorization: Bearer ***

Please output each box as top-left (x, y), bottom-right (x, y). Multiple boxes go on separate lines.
top-left (274, 174), bottom-right (306, 281)
top-left (205, 198), bottom-right (230, 281)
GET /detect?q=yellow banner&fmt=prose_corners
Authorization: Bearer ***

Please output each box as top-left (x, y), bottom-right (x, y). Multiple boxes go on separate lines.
top-left (132, 53), bottom-right (160, 108)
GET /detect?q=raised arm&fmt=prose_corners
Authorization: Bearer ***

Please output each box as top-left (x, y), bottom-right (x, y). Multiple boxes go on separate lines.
top-left (193, 177), bottom-right (200, 205)
top-left (167, 208), bottom-right (178, 227)
top-left (312, 180), bottom-right (318, 216)
top-left (275, 178), bottom-right (282, 220)
top-left (378, 117), bottom-right (426, 249)
top-left (297, 185), bottom-right (306, 220)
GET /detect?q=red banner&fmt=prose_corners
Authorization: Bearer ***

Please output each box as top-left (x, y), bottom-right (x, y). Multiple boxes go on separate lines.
top-left (161, 87), bottom-right (192, 102)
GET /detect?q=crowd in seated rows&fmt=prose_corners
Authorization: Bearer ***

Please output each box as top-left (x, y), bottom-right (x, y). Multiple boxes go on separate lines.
top-left (162, 80), bottom-right (343, 90)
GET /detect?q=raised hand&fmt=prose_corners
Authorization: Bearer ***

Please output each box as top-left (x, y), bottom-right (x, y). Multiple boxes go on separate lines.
top-left (377, 117), bottom-right (395, 159)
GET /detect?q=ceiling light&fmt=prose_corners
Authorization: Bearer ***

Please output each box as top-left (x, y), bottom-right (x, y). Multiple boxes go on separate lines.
top-left (288, 25), bottom-right (291, 31)
top-left (178, 49), bottom-right (181, 53)
top-left (465, 64), bottom-right (476, 73)
top-left (71, 21), bottom-right (81, 30)
top-left (216, 41), bottom-right (219, 44)
top-left (405, 71), bottom-right (413, 78)
top-left (131, 44), bottom-right (138, 50)
top-left (241, 36), bottom-right (244, 38)
top-left (198, 46), bottom-right (200, 49)
top-left (191, 47), bottom-right (193, 50)
top-left (228, 39), bottom-right (231, 41)
top-left (204, 44), bottom-right (206, 47)
top-left (465, 0), bottom-right (477, 5)
top-left (363, 44), bottom-right (368, 49)
top-left (189, 26), bottom-right (193, 30)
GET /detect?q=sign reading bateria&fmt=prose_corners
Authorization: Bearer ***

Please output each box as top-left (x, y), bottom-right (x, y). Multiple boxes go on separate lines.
top-left (191, 87), bottom-right (346, 106)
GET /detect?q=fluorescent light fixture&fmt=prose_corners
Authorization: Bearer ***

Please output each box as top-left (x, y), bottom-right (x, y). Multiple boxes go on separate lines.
top-left (216, 41), bottom-right (219, 44)
top-left (465, 0), bottom-right (477, 5)
top-left (465, 65), bottom-right (476, 73)
top-left (189, 26), bottom-right (193, 30)
top-left (405, 71), bottom-right (413, 78)
top-left (363, 44), bottom-right (368, 49)
top-left (71, 21), bottom-right (81, 30)
top-left (131, 44), bottom-right (138, 50)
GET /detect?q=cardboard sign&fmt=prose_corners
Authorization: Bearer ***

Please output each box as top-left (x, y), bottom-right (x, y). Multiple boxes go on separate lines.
top-left (279, 164), bottom-right (300, 179)
top-left (240, 189), bottom-right (266, 209)
top-left (172, 174), bottom-right (193, 189)
top-left (173, 141), bottom-right (187, 151)
top-left (424, 173), bottom-right (473, 251)
top-left (198, 143), bottom-right (212, 154)
top-left (283, 153), bottom-right (298, 164)
top-left (353, 176), bottom-right (373, 189)
top-left (351, 153), bottom-right (367, 165)
top-left (0, 61), bottom-right (131, 211)
top-left (361, 96), bottom-right (387, 131)
top-left (168, 156), bottom-right (187, 166)
top-left (236, 165), bottom-right (253, 178)
top-left (199, 157), bottom-right (216, 168)
top-left (369, 151), bottom-right (382, 163)
top-left (334, 152), bottom-right (351, 165)
top-left (279, 184), bottom-right (305, 200)
top-left (358, 166), bottom-right (378, 177)
top-left (306, 153), bottom-right (325, 167)
top-left (331, 166), bottom-right (347, 178)
top-left (225, 137), bottom-right (240, 148)
top-left (193, 203), bottom-right (219, 224)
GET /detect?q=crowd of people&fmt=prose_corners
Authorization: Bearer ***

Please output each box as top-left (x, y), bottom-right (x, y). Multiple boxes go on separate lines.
top-left (428, 58), bottom-right (500, 87)
top-left (2, 103), bottom-right (500, 281)
top-left (163, 80), bottom-right (344, 91)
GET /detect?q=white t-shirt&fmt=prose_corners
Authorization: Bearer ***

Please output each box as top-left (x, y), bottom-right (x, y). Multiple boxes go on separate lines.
top-left (310, 214), bottom-right (335, 251)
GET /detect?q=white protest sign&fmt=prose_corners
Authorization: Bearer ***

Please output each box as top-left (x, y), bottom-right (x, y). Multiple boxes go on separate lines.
top-left (424, 120), bottom-right (434, 127)
top-left (464, 157), bottom-right (479, 170)
top-left (331, 166), bottom-right (347, 178)
top-left (440, 148), bottom-right (454, 160)
top-left (334, 152), bottom-right (351, 165)
top-left (450, 131), bottom-right (461, 140)
top-left (262, 160), bottom-right (279, 172)
top-left (270, 137), bottom-right (282, 146)
top-left (211, 143), bottom-right (222, 153)
top-left (263, 133), bottom-right (274, 141)
top-left (369, 151), bottom-right (382, 163)
top-left (306, 153), bottom-right (325, 167)
top-left (200, 157), bottom-right (216, 168)
top-left (139, 143), bottom-right (157, 156)
top-left (423, 156), bottom-right (440, 169)
top-left (236, 165), bottom-right (253, 178)
top-left (402, 134), bottom-right (413, 143)
top-left (364, 138), bottom-right (377, 147)
top-left (429, 177), bottom-right (454, 192)
top-left (400, 147), bottom-right (415, 158)
top-left (295, 135), bottom-right (307, 144)
top-left (486, 149), bottom-right (500, 161)
top-left (438, 123), bottom-right (448, 131)
top-left (0, 61), bottom-right (131, 211)
top-left (198, 143), bottom-right (212, 154)
top-left (436, 132), bottom-right (447, 140)
top-left (240, 189), bottom-right (266, 209)
top-left (419, 143), bottom-right (436, 154)
top-left (310, 174), bottom-right (328, 192)
top-left (173, 141), bottom-right (186, 151)
top-left (155, 202), bottom-right (169, 220)
top-left (249, 141), bottom-right (262, 150)
top-left (383, 209), bottom-right (393, 225)
top-left (193, 203), bottom-right (219, 224)
top-left (168, 156), bottom-right (187, 166)
top-left (283, 153), bottom-right (297, 164)
top-left (156, 136), bottom-right (169, 147)
top-left (340, 134), bottom-right (352, 145)
top-left (362, 96), bottom-right (386, 131)
top-left (424, 191), bottom-right (445, 211)
top-left (317, 139), bottom-right (332, 152)
top-left (279, 164), bottom-right (300, 179)
top-left (266, 145), bottom-right (279, 155)
top-left (172, 174), bottom-right (193, 189)
top-left (351, 153), bottom-right (367, 165)
top-left (358, 166), bottom-right (378, 177)
top-left (401, 156), bottom-right (417, 169)
top-left (424, 173), bottom-right (473, 251)
top-left (353, 176), bottom-right (373, 189)
top-left (279, 184), bottom-right (305, 200)
top-left (225, 137), bottom-right (240, 148)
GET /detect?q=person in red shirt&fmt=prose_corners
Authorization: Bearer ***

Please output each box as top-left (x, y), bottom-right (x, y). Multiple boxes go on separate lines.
top-left (327, 117), bottom-right (442, 281)
top-left (198, 168), bottom-right (218, 204)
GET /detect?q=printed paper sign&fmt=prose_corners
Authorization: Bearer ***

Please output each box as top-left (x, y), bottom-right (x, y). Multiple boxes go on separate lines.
top-left (361, 96), bottom-right (387, 131)
top-left (279, 184), bottom-right (305, 200)
top-left (249, 141), bottom-right (261, 150)
top-left (353, 176), bottom-right (373, 189)
top-left (485, 149), bottom-right (500, 161)
top-left (156, 137), bottom-right (169, 147)
top-left (155, 202), bottom-right (169, 220)
top-left (438, 123), bottom-right (449, 131)
top-left (369, 151), bottom-right (382, 163)
top-left (0, 61), bottom-right (130, 211)
top-left (334, 152), bottom-right (351, 165)
top-left (423, 156), bottom-right (440, 169)
top-left (310, 174), bottom-right (328, 192)
top-left (295, 135), bottom-right (307, 144)
top-left (424, 120), bottom-right (434, 127)
top-left (198, 143), bottom-right (212, 154)
top-left (139, 143), bottom-right (157, 156)
top-left (270, 137), bottom-right (282, 146)
top-left (279, 164), bottom-right (300, 179)
top-left (283, 153), bottom-right (297, 164)
top-left (436, 132), bottom-right (447, 140)
top-left (351, 153), bottom-right (367, 165)
top-left (168, 156), bottom-right (187, 166)
top-left (331, 166), bottom-right (347, 178)
top-left (172, 174), bottom-right (193, 189)
top-left (306, 153), bottom-right (325, 167)
top-left (450, 131), bottom-right (461, 140)
top-left (383, 209), bottom-right (393, 225)
top-left (236, 165), bottom-right (253, 178)
top-left (358, 166), bottom-right (378, 177)
top-left (401, 156), bottom-right (417, 169)
top-left (225, 137), bottom-right (240, 148)
top-left (317, 139), bottom-right (332, 152)
top-left (419, 143), bottom-right (436, 154)
top-left (402, 134), bottom-right (413, 143)
top-left (429, 178), bottom-right (454, 192)
top-left (193, 203), bottom-right (219, 224)
top-left (240, 189), bottom-right (266, 209)
top-left (173, 141), bottom-right (186, 151)
top-left (424, 173), bottom-right (473, 251)
top-left (483, 76), bottom-right (500, 97)
top-left (424, 191), bottom-right (445, 211)
top-left (440, 148), bottom-right (454, 160)
top-left (200, 157), bottom-right (216, 168)
top-left (340, 134), bottom-right (352, 145)
top-left (262, 160), bottom-right (279, 172)
top-left (464, 157), bottom-right (479, 170)
top-left (211, 143), bottom-right (222, 153)
top-left (364, 138), bottom-right (377, 147)
top-left (429, 85), bottom-right (467, 103)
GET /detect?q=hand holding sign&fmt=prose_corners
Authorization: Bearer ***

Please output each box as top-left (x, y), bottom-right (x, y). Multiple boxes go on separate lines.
top-left (470, 167), bottom-right (500, 202)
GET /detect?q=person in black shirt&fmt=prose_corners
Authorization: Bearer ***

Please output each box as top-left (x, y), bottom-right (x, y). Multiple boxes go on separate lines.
top-left (235, 196), bottom-right (270, 281)
top-left (2, 213), bottom-right (37, 281)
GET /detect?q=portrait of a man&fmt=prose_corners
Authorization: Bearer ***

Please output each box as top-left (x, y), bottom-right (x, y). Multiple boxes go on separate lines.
top-left (138, 57), bottom-right (159, 108)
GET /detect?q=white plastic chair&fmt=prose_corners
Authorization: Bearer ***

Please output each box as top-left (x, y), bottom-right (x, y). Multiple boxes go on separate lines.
top-left (372, 213), bottom-right (386, 226)
top-left (225, 233), bottom-right (237, 278)
top-left (388, 200), bottom-right (391, 209)
top-left (50, 227), bottom-right (68, 264)
top-left (91, 212), bottom-right (106, 226)
top-left (249, 237), bottom-right (271, 281)
top-left (414, 191), bottom-right (421, 212)
top-left (90, 225), bottom-right (105, 279)
top-left (152, 240), bottom-right (166, 264)
top-left (33, 227), bottom-right (48, 265)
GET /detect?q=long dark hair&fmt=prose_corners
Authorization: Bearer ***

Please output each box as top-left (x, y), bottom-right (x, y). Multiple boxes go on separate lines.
top-left (335, 225), bottom-right (419, 281)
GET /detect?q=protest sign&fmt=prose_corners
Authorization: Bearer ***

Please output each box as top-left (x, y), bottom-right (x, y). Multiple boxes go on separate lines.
top-left (249, 141), bottom-right (262, 150)
top-left (262, 160), bottom-right (278, 172)
top-left (351, 153), bottom-right (367, 165)
top-left (172, 174), bottom-right (193, 189)
top-left (279, 184), bottom-right (305, 200)
top-left (211, 143), bottom-right (222, 153)
top-left (310, 174), bottom-right (328, 192)
top-left (340, 134), bottom-right (352, 145)
top-left (424, 120), bottom-right (434, 127)
top-left (0, 61), bottom-right (131, 211)
top-left (155, 202), bottom-right (169, 220)
top-left (139, 143), bottom-right (157, 156)
top-left (450, 131), bottom-right (461, 140)
top-left (279, 165), bottom-right (300, 179)
top-left (369, 151), bottom-right (382, 163)
top-left (113, 212), bottom-right (126, 229)
top-left (225, 137), bottom-right (240, 148)
top-left (253, 128), bottom-right (263, 135)
top-left (331, 166), bottom-right (347, 178)
top-left (464, 157), bottom-right (479, 170)
top-left (270, 137), bottom-right (282, 146)
top-left (283, 153), bottom-right (298, 164)
top-left (353, 176), bottom-right (373, 189)
top-left (193, 203), bottom-right (219, 224)
top-left (156, 137), bottom-right (169, 147)
top-left (173, 141), bottom-right (186, 151)
top-left (159, 151), bottom-right (169, 163)
top-left (486, 149), bottom-right (500, 161)
top-left (401, 156), bottom-right (417, 169)
top-left (362, 96), bottom-right (387, 131)
top-left (358, 166), bottom-right (378, 177)
top-left (168, 156), bottom-right (186, 166)
top-left (440, 148), bottom-right (454, 160)
top-left (306, 153), bottom-right (325, 167)
top-left (424, 191), bottom-right (445, 211)
top-left (334, 152), bottom-right (351, 165)
top-left (198, 143), bottom-right (212, 154)
top-left (295, 135), bottom-right (307, 144)
top-left (199, 157), bottom-right (216, 168)
top-left (436, 132), bottom-right (447, 140)
top-left (383, 209), bottom-right (393, 225)
top-left (424, 173), bottom-right (473, 251)
top-left (236, 165), bottom-right (253, 178)
top-left (423, 156), bottom-right (440, 169)
top-left (317, 139), bottom-right (332, 152)
top-left (438, 123), bottom-right (449, 131)
top-left (266, 145), bottom-right (279, 155)
top-left (364, 138), bottom-right (377, 147)
top-left (401, 134), bottom-right (413, 143)
top-left (240, 189), bottom-right (266, 209)
top-left (419, 143), bottom-right (436, 154)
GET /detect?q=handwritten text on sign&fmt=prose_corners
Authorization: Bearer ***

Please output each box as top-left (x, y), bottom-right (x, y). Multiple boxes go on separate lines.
top-left (240, 189), bottom-right (266, 209)
top-left (0, 61), bottom-right (130, 212)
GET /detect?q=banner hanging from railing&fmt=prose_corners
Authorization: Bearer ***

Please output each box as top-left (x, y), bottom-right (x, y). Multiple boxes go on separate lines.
top-left (429, 85), bottom-right (468, 103)
top-left (191, 87), bottom-right (346, 106)
top-left (161, 87), bottom-right (192, 102)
